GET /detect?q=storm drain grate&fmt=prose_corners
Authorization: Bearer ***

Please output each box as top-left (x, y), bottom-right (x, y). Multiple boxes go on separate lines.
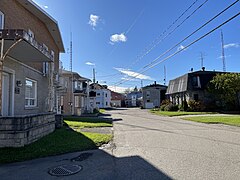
top-left (49, 164), bottom-right (82, 176)
top-left (71, 153), bottom-right (93, 162)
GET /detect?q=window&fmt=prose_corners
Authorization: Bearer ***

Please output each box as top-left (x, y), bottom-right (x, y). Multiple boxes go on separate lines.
top-left (25, 79), bottom-right (37, 107)
top-left (43, 62), bottom-right (49, 75)
top-left (97, 93), bottom-right (100, 96)
top-left (96, 102), bottom-right (100, 105)
top-left (105, 93), bottom-right (107, 97)
top-left (74, 96), bottom-right (80, 107)
top-left (106, 102), bottom-right (108, 106)
top-left (146, 91), bottom-right (150, 97)
top-left (0, 11), bottom-right (4, 29)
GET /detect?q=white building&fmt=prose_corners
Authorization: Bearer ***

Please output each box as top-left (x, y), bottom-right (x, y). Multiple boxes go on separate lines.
top-left (89, 83), bottom-right (111, 109)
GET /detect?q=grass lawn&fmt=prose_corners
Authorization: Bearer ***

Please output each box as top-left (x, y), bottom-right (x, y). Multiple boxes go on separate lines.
top-left (183, 116), bottom-right (240, 127)
top-left (64, 117), bottom-right (112, 128)
top-left (0, 117), bottom-right (113, 164)
top-left (150, 110), bottom-right (216, 117)
top-left (99, 109), bottom-right (106, 113)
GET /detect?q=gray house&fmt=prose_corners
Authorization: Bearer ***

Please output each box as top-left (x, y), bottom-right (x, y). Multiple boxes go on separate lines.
top-left (166, 70), bottom-right (224, 106)
top-left (142, 82), bottom-right (167, 109)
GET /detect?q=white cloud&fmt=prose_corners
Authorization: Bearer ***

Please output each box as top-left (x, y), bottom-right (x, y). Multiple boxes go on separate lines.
top-left (224, 43), bottom-right (239, 49)
top-left (88, 14), bottom-right (100, 29)
top-left (177, 45), bottom-right (186, 51)
top-left (108, 85), bottom-right (133, 93)
top-left (85, 62), bottom-right (95, 66)
top-left (115, 68), bottom-right (153, 80)
top-left (44, 5), bottom-right (48, 9)
top-left (110, 33), bottom-right (127, 44)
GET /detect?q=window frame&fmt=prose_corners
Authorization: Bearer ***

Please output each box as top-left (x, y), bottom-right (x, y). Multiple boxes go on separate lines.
top-left (25, 78), bottom-right (37, 108)
top-left (0, 11), bottom-right (4, 29)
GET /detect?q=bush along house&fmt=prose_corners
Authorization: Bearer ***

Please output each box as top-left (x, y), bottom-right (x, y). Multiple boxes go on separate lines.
top-left (166, 68), bottom-right (228, 111)
top-left (0, 0), bottom-right (64, 147)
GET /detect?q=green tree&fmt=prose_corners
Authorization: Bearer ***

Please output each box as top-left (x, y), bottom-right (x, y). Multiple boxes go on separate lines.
top-left (208, 73), bottom-right (240, 110)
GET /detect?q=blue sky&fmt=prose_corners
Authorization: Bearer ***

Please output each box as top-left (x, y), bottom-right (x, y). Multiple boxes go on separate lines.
top-left (33, 0), bottom-right (240, 92)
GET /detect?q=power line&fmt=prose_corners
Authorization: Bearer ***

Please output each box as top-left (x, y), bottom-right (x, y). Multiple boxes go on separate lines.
top-left (113, 0), bottom-right (239, 86)
top-left (114, 11), bottom-right (240, 85)
top-left (127, 0), bottom-right (207, 68)
top-left (99, 0), bottom-right (202, 79)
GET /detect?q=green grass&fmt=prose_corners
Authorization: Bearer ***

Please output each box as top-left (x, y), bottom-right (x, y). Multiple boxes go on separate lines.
top-left (99, 109), bottom-right (106, 113)
top-left (0, 117), bottom-right (113, 164)
top-left (0, 127), bottom-right (112, 164)
top-left (64, 117), bottom-right (112, 128)
top-left (183, 116), bottom-right (240, 126)
top-left (150, 110), bottom-right (216, 117)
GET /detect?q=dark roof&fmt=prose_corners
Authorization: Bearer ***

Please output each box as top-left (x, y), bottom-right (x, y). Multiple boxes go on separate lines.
top-left (166, 70), bottom-right (226, 95)
top-left (143, 83), bottom-right (168, 89)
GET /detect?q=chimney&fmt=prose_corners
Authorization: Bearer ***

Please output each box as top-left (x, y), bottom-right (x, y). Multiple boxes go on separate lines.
top-left (154, 81), bottom-right (156, 85)
top-left (202, 67), bottom-right (205, 71)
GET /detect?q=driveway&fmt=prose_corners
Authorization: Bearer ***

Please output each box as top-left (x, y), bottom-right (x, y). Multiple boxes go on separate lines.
top-left (1, 108), bottom-right (240, 180)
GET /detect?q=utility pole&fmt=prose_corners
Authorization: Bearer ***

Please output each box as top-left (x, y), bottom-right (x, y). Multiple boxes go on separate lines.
top-left (221, 30), bottom-right (226, 72)
top-left (93, 68), bottom-right (96, 83)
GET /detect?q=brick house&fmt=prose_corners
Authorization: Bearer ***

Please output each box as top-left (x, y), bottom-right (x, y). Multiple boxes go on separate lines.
top-left (60, 70), bottom-right (91, 116)
top-left (0, 0), bottom-right (64, 147)
top-left (142, 82), bottom-right (167, 109)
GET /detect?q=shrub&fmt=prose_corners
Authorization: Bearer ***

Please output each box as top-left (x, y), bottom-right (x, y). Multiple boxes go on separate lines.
top-left (160, 104), bottom-right (166, 111)
top-left (161, 99), bottom-right (171, 106)
top-left (188, 100), bottom-right (205, 112)
top-left (164, 104), bottom-right (179, 111)
top-left (93, 108), bottom-right (99, 114)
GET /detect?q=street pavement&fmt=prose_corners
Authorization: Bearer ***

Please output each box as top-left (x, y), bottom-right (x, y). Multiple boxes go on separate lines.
top-left (1, 108), bottom-right (240, 179)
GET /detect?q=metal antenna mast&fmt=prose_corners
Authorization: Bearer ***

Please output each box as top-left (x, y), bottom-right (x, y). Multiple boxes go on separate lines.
top-left (200, 52), bottom-right (204, 68)
top-left (221, 30), bottom-right (226, 72)
top-left (164, 65), bottom-right (166, 85)
top-left (70, 32), bottom-right (74, 114)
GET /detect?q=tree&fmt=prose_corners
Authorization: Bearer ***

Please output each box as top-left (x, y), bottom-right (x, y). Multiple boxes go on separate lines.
top-left (208, 73), bottom-right (240, 110)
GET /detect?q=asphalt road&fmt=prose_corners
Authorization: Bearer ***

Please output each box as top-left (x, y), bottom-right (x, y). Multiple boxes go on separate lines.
top-left (1, 108), bottom-right (240, 180)
top-left (110, 108), bottom-right (240, 180)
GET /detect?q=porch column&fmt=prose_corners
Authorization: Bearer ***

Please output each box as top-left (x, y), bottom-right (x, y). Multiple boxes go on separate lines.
top-left (0, 39), bottom-right (4, 116)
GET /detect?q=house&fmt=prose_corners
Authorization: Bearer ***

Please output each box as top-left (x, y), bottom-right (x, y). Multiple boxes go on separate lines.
top-left (142, 82), bottom-right (167, 109)
top-left (166, 69), bottom-right (224, 107)
top-left (125, 90), bottom-right (142, 107)
top-left (111, 91), bottom-right (125, 107)
top-left (0, 0), bottom-right (64, 147)
top-left (60, 70), bottom-right (91, 116)
top-left (90, 83), bottom-right (111, 109)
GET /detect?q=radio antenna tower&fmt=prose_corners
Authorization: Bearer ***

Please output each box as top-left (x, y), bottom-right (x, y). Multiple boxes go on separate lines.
top-left (221, 30), bottom-right (226, 72)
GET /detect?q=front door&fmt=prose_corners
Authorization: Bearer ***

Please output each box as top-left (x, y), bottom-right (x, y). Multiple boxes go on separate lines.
top-left (2, 72), bottom-right (10, 116)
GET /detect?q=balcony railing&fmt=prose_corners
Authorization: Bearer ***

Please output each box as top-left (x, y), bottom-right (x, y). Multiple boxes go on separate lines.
top-left (0, 29), bottom-right (54, 61)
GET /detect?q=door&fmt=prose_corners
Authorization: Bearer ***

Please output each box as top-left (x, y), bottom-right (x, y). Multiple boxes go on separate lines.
top-left (2, 72), bottom-right (10, 116)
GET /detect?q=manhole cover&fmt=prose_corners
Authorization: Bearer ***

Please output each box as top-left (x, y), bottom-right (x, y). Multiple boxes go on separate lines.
top-left (49, 164), bottom-right (82, 176)
top-left (71, 153), bottom-right (93, 162)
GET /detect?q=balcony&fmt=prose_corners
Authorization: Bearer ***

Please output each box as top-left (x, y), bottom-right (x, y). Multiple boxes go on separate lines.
top-left (0, 29), bottom-right (53, 62)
